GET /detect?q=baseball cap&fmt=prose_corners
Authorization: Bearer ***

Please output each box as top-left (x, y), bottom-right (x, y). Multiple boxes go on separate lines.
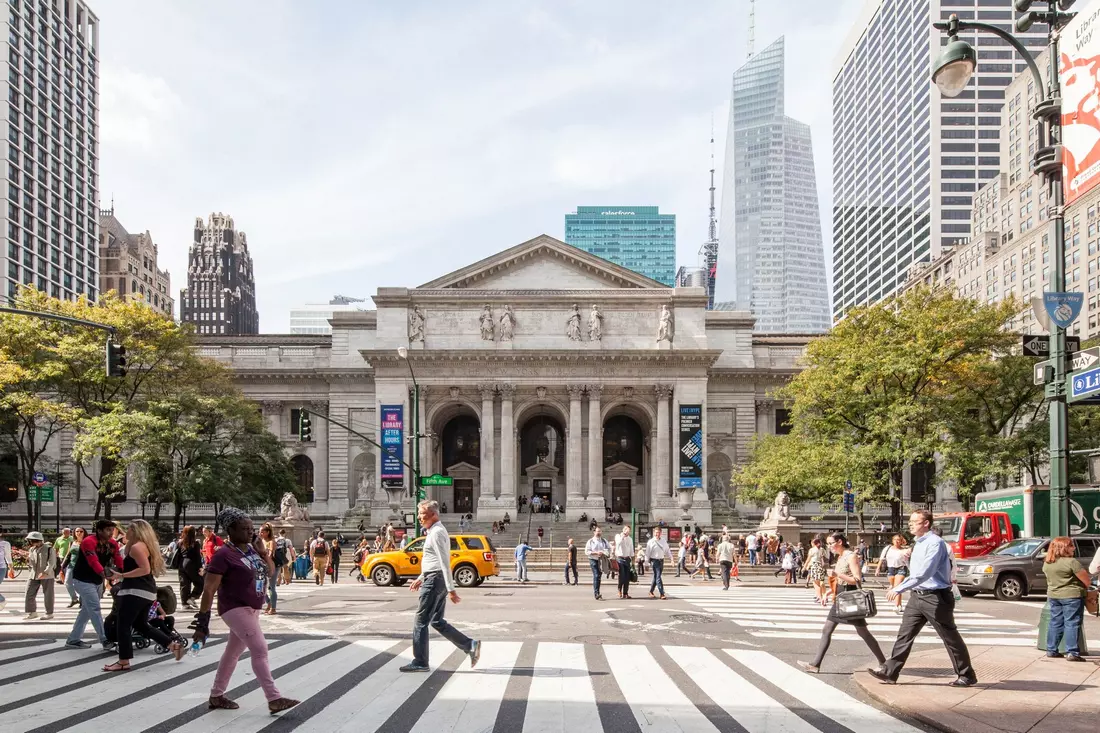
top-left (25, 531), bottom-right (44, 541)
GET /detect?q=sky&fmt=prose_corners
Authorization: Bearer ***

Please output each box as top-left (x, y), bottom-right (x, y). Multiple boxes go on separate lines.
top-left (95, 0), bottom-right (867, 332)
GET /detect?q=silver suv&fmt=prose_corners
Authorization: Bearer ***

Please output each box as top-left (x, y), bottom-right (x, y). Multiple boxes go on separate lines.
top-left (955, 535), bottom-right (1100, 601)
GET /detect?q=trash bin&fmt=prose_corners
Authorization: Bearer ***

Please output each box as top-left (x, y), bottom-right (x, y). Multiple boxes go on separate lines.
top-left (1036, 600), bottom-right (1089, 655)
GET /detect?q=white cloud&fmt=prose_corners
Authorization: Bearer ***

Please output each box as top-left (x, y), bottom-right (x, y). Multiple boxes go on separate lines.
top-left (98, 65), bottom-right (183, 154)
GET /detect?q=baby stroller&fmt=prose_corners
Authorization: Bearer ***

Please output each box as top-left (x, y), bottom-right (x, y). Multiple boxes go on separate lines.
top-left (104, 585), bottom-right (185, 654)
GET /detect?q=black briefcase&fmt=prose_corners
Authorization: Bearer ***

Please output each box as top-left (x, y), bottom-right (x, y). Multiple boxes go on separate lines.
top-left (834, 586), bottom-right (878, 621)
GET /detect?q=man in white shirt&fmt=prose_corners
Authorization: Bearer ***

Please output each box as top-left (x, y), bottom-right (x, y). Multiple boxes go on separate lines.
top-left (584, 527), bottom-right (610, 601)
top-left (402, 500), bottom-right (481, 673)
top-left (612, 526), bottom-right (635, 599)
top-left (1090, 545), bottom-right (1100, 576)
top-left (717, 535), bottom-right (738, 590)
top-left (645, 528), bottom-right (673, 599)
top-left (746, 532), bottom-right (759, 566)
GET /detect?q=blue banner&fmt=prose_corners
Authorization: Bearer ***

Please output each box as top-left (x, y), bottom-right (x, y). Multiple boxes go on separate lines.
top-left (380, 404), bottom-right (404, 482)
top-left (678, 404), bottom-right (703, 488)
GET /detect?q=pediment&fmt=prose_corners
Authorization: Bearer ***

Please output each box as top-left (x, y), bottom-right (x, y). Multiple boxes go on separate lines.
top-left (418, 234), bottom-right (669, 291)
top-left (605, 461), bottom-right (640, 476)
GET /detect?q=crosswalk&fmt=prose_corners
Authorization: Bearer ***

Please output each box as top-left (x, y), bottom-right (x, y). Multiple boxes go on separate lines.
top-left (671, 585), bottom-right (1100, 648)
top-left (0, 636), bottom-right (927, 732)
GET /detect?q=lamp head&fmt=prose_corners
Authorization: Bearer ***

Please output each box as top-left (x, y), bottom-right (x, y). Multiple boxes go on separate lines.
top-left (397, 346), bottom-right (409, 359)
top-left (932, 36), bottom-right (977, 98)
top-left (1016, 11), bottom-right (1037, 33)
top-left (1013, 0), bottom-right (1032, 11)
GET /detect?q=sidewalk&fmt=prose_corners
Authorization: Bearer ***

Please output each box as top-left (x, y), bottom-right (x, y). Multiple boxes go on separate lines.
top-left (486, 570), bottom-right (810, 586)
top-left (853, 646), bottom-right (1100, 733)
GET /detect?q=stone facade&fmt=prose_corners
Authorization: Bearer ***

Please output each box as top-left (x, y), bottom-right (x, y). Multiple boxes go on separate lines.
top-left (4, 235), bottom-right (811, 527)
top-left (180, 213), bottom-right (258, 336)
top-left (98, 208), bottom-right (174, 318)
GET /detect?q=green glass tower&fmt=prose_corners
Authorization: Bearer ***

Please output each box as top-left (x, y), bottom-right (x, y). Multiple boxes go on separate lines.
top-left (564, 206), bottom-right (676, 285)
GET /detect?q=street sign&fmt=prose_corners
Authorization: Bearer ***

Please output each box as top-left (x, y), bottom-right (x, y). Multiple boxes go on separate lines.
top-left (845, 479), bottom-right (852, 491)
top-left (1069, 365), bottom-right (1100, 403)
top-left (26, 485), bottom-right (54, 502)
top-left (31, 471), bottom-right (47, 487)
top-left (843, 491), bottom-right (855, 513)
top-left (1043, 292), bottom-right (1085, 329)
top-left (419, 473), bottom-right (454, 487)
top-left (1071, 347), bottom-right (1100, 373)
top-left (1022, 334), bottom-right (1081, 357)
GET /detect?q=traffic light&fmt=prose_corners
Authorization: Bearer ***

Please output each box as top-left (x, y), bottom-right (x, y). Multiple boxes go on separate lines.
top-left (298, 409), bottom-right (312, 442)
top-left (106, 340), bottom-right (127, 378)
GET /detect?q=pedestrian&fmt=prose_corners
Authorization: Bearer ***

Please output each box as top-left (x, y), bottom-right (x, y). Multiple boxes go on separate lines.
top-left (441, 501), bottom-right (448, 514)
top-left (178, 525), bottom-right (204, 610)
top-left (877, 534), bottom-right (912, 614)
top-left (717, 534), bottom-right (736, 590)
top-left (103, 519), bottom-right (184, 671)
top-left (59, 527), bottom-right (86, 608)
top-left (330, 538), bottom-right (342, 584)
top-left (676, 534), bottom-right (691, 577)
top-left (745, 532), bottom-right (759, 566)
top-left (0, 532), bottom-right (11, 610)
top-left (192, 507), bottom-right (299, 712)
top-left (781, 547), bottom-right (796, 584)
top-left (537, 526), bottom-right (544, 548)
top-left (635, 545), bottom-right (646, 577)
top-left (400, 500), bottom-right (482, 673)
top-left (22, 531), bottom-right (56, 620)
top-left (274, 529), bottom-right (295, 585)
top-left (564, 537), bottom-right (578, 585)
top-left (585, 527), bottom-right (610, 601)
top-left (856, 538), bottom-right (870, 573)
top-left (804, 536), bottom-right (829, 605)
top-left (201, 526), bottom-right (223, 565)
top-left (612, 525), bottom-right (634, 599)
top-left (690, 539), bottom-right (711, 581)
top-left (514, 538), bottom-right (532, 583)
top-left (309, 531), bottom-right (331, 585)
top-left (798, 532), bottom-right (885, 674)
top-left (64, 520), bottom-right (119, 651)
top-left (868, 510), bottom-right (977, 688)
top-left (766, 535), bottom-right (779, 565)
top-left (258, 523), bottom-right (278, 614)
top-left (1042, 536), bottom-right (1091, 662)
top-left (645, 527), bottom-right (672, 599)
top-left (53, 528), bottom-right (75, 605)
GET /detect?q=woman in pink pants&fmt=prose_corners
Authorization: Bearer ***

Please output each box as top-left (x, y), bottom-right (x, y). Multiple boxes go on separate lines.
top-left (191, 507), bottom-right (299, 714)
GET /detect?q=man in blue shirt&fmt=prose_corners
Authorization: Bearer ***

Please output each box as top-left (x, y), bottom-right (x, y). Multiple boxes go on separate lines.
top-left (868, 509), bottom-right (976, 687)
top-left (514, 540), bottom-right (532, 583)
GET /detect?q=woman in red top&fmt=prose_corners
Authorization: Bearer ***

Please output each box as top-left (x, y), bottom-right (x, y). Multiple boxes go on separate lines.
top-left (201, 526), bottom-right (224, 565)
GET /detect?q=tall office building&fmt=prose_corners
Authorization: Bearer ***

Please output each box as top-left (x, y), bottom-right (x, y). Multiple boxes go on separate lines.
top-left (289, 295), bottom-right (366, 335)
top-left (180, 213), bottom-right (258, 335)
top-left (2, 0), bottom-right (100, 304)
top-left (564, 206), bottom-right (676, 285)
top-left (831, 0), bottom-right (1046, 320)
top-left (98, 207), bottom-right (173, 318)
top-left (715, 36), bottom-right (830, 333)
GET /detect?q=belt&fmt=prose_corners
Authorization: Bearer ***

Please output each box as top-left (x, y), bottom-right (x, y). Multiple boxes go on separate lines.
top-left (914, 587), bottom-right (950, 595)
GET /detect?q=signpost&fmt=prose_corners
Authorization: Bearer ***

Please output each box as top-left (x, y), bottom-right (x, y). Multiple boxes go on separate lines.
top-left (1022, 334), bottom-right (1081, 357)
top-left (29, 472), bottom-right (47, 532)
top-left (26, 485), bottom-right (54, 502)
top-left (1068, 365), bottom-right (1100, 404)
top-left (843, 479), bottom-right (854, 534)
top-left (418, 473), bottom-right (454, 487)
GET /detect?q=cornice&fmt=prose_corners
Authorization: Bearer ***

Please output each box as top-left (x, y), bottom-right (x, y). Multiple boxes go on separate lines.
top-left (372, 289), bottom-right (707, 307)
top-left (707, 368), bottom-right (800, 381)
top-left (194, 335), bottom-right (332, 347)
top-left (359, 348), bottom-right (723, 368)
top-left (752, 334), bottom-right (821, 346)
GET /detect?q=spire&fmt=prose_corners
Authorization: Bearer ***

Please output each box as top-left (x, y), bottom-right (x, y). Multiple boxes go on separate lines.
top-left (708, 116), bottom-right (717, 243)
top-left (698, 118), bottom-right (719, 309)
top-left (747, 0), bottom-right (755, 58)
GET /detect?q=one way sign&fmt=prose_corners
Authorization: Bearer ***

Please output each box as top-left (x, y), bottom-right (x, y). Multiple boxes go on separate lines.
top-left (1022, 334), bottom-right (1081, 357)
top-left (1072, 347), bottom-right (1100, 372)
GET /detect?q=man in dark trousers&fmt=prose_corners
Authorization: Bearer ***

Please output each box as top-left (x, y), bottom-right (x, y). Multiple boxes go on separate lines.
top-left (564, 537), bottom-right (578, 585)
top-left (868, 509), bottom-right (976, 687)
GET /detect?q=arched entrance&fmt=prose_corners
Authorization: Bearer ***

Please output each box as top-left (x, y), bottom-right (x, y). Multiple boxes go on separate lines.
top-left (439, 414), bottom-right (480, 514)
top-left (290, 455), bottom-right (314, 502)
top-left (602, 414), bottom-right (645, 514)
top-left (520, 412), bottom-right (565, 512)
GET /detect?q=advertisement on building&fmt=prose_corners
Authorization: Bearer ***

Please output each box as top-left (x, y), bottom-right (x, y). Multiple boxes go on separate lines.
top-left (1061, 0), bottom-right (1100, 205)
top-left (678, 404), bottom-right (703, 489)
top-left (380, 404), bottom-right (404, 485)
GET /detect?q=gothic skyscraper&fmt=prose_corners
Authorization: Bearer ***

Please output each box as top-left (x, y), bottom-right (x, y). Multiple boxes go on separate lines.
top-left (714, 36), bottom-right (830, 333)
top-left (180, 213), bottom-right (258, 335)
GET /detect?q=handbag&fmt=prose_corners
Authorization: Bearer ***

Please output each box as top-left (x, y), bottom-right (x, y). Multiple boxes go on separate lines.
top-left (833, 584), bottom-right (878, 621)
top-left (1086, 588), bottom-right (1099, 616)
top-left (629, 566), bottom-right (638, 583)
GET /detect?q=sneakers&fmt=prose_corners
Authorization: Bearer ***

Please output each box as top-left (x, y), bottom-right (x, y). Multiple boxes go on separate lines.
top-left (102, 641), bottom-right (118, 652)
top-left (65, 640), bottom-right (92, 649)
top-left (1066, 654), bottom-right (1086, 663)
top-left (468, 640), bottom-right (482, 669)
top-left (23, 612), bottom-right (38, 620)
top-left (42, 614), bottom-right (53, 620)
top-left (399, 663), bottom-right (431, 673)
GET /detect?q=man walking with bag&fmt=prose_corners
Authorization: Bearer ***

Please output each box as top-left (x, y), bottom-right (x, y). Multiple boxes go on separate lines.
top-left (585, 527), bottom-right (610, 600)
top-left (309, 532), bottom-right (331, 586)
top-left (868, 510), bottom-right (977, 687)
top-left (612, 525), bottom-right (634, 599)
top-left (645, 527), bottom-right (672, 599)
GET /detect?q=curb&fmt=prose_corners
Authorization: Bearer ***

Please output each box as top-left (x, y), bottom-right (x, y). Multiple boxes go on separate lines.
top-left (852, 672), bottom-right (963, 733)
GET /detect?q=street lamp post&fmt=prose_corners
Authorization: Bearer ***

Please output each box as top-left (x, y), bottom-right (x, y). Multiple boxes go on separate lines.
top-left (397, 346), bottom-right (424, 537)
top-left (932, 1), bottom-right (1077, 537)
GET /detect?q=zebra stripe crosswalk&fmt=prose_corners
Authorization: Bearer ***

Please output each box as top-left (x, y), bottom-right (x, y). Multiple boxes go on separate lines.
top-left (0, 637), bottom-right (925, 733)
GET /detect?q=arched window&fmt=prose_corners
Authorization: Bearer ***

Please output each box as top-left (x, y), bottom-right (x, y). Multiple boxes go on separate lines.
top-left (603, 415), bottom-right (643, 472)
top-left (290, 455), bottom-right (314, 502)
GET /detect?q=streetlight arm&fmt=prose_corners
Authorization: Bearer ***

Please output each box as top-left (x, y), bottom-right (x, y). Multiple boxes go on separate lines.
top-left (301, 407), bottom-right (420, 477)
top-left (934, 19), bottom-right (1046, 98)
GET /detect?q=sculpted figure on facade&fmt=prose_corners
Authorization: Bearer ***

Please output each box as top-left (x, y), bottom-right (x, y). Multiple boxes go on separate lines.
top-left (408, 305), bottom-right (426, 342)
top-left (657, 304), bottom-right (674, 343)
top-left (565, 304), bottom-right (582, 341)
top-left (499, 305), bottom-right (516, 341)
top-left (479, 304), bottom-right (495, 341)
top-left (588, 304), bottom-right (603, 342)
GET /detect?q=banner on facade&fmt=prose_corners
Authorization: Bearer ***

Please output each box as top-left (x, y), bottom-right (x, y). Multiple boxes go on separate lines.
top-left (1061, 0), bottom-right (1100, 205)
top-left (678, 404), bottom-right (703, 489)
top-left (380, 404), bottom-right (405, 484)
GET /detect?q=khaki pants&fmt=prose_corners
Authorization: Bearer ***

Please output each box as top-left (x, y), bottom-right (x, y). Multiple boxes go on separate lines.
top-left (312, 556), bottom-right (329, 584)
top-left (280, 563), bottom-right (293, 584)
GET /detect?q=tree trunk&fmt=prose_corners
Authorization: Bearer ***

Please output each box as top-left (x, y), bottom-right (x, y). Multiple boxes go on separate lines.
top-left (153, 500), bottom-right (162, 525)
top-left (173, 501), bottom-right (184, 534)
top-left (93, 493), bottom-right (102, 520)
top-left (103, 494), bottom-right (113, 521)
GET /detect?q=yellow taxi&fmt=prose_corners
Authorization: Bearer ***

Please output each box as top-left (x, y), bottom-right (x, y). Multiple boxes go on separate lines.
top-left (362, 534), bottom-right (500, 588)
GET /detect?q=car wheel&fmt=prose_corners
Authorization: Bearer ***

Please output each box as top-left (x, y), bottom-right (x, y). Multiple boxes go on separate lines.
top-left (993, 573), bottom-right (1024, 601)
top-left (454, 564), bottom-right (479, 588)
top-left (959, 589), bottom-right (979, 597)
top-left (371, 564), bottom-right (395, 587)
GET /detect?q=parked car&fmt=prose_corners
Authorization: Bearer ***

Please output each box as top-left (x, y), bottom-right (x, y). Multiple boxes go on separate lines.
top-left (955, 535), bottom-right (1100, 600)
top-left (361, 533), bottom-right (500, 588)
top-left (932, 511), bottom-right (1015, 559)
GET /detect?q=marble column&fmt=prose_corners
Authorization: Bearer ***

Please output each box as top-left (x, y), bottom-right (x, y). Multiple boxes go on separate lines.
top-left (654, 384), bottom-right (672, 502)
top-left (566, 384), bottom-right (584, 501)
top-left (311, 400), bottom-right (330, 504)
top-left (479, 384), bottom-right (496, 499)
top-left (498, 383), bottom-right (515, 502)
top-left (261, 400), bottom-right (282, 438)
top-left (586, 384), bottom-right (602, 499)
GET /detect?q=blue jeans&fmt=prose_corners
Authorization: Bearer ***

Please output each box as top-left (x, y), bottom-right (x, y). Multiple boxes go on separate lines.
top-left (649, 559), bottom-right (665, 596)
top-left (412, 571), bottom-right (472, 667)
top-left (67, 578), bottom-right (107, 645)
top-left (749, 549), bottom-right (758, 566)
top-left (516, 558), bottom-right (528, 582)
top-left (267, 573), bottom-right (277, 611)
top-left (589, 558), bottom-right (602, 598)
top-left (0, 571), bottom-right (5, 607)
top-left (1047, 597), bottom-right (1084, 656)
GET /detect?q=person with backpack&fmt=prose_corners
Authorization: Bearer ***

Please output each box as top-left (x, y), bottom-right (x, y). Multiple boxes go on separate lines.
top-left (23, 531), bottom-right (56, 620)
top-left (65, 520), bottom-right (120, 650)
top-left (329, 539), bottom-right (342, 584)
top-left (201, 526), bottom-right (224, 565)
top-left (309, 532), bottom-right (331, 585)
top-left (259, 523), bottom-right (278, 614)
top-left (175, 526), bottom-right (204, 610)
top-left (274, 529), bottom-right (295, 585)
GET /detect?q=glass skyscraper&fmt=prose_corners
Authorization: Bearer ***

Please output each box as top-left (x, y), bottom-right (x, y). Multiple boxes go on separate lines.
top-left (564, 206), bottom-right (675, 285)
top-left (715, 37), bottom-right (830, 333)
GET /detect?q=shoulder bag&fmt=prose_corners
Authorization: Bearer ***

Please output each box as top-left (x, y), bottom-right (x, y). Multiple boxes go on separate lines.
top-left (834, 583), bottom-right (878, 621)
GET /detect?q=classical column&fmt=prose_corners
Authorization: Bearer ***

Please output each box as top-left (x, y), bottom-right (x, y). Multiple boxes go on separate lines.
top-left (566, 384), bottom-right (584, 501)
top-left (479, 384), bottom-right (496, 500)
top-left (261, 400), bottom-right (282, 437)
top-left (498, 383), bottom-right (515, 501)
top-left (310, 400), bottom-right (330, 504)
top-left (586, 384), bottom-right (602, 499)
top-left (654, 384), bottom-right (672, 501)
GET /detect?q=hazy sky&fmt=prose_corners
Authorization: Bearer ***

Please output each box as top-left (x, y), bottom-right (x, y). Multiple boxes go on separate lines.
top-left (95, 0), bottom-right (866, 332)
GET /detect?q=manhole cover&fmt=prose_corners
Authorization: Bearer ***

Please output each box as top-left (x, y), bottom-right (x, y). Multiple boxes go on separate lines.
top-left (486, 592), bottom-right (514, 597)
top-left (572, 635), bottom-right (621, 645)
top-left (671, 613), bottom-right (720, 624)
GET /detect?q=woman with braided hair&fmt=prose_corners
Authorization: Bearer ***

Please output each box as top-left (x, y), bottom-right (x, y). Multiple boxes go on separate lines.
top-left (192, 507), bottom-right (299, 714)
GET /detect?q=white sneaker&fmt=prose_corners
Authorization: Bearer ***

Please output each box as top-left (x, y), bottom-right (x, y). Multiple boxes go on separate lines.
top-left (24, 612), bottom-right (38, 620)
top-left (42, 614), bottom-right (53, 620)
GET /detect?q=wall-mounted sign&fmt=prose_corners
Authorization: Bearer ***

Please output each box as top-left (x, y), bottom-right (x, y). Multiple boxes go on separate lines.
top-left (380, 404), bottom-right (404, 482)
top-left (678, 404), bottom-right (703, 489)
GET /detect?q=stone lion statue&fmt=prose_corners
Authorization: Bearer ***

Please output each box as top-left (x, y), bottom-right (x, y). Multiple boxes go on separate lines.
top-left (278, 492), bottom-right (310, 522)
top-left (762, 491), bottom-right (791, 521)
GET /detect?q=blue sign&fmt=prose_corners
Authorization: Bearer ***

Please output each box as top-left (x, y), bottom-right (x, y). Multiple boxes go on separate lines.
top-left (678, 404), bottom-right (703, 488)
top-left (379, 404), bottom-right (404, 482)
top-left (1043, 292), bottom-right (1084, 329)
top-left (845, 479), bottom-right (852, 491)
top-left (1071, 366), bottom-right (1100, 401)
top-left (31, 471), bottom-right (47, 487)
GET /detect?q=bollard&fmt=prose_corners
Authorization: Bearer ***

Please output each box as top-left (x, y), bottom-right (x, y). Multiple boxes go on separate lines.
top-left (1036, 600), bottom-right (1089, 655)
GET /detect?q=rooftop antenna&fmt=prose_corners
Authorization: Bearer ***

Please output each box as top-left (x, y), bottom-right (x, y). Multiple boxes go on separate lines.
top-left (698, 118), bottom-right (719, 309)
top-left (747, 0), bottom-right (755, 58)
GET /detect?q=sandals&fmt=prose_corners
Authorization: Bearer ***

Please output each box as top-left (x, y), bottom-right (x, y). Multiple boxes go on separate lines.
top-left (268, 698), bottom-right (300, 715)
top-left (208, 695), bottom-right (240, 710)
top-left (102, 661), bottom-right (130, 673)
